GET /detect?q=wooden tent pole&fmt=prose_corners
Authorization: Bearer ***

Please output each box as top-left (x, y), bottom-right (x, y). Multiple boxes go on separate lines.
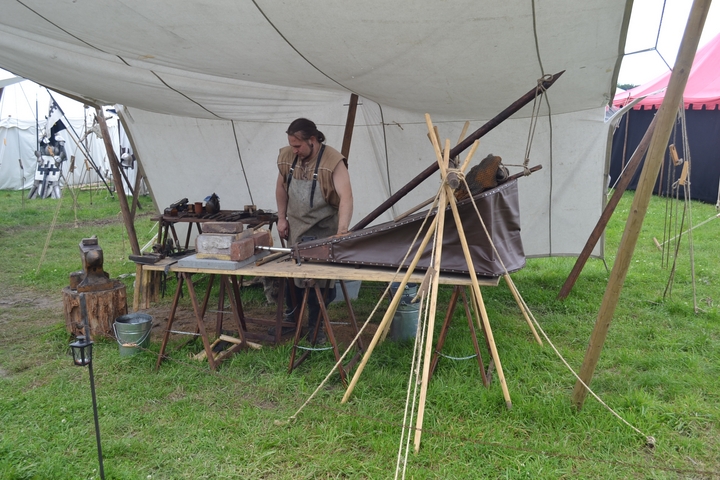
top-left (413, 139), bottom-right (450, 452)
top-left (95, 108), bottom-right (141, 256)
top-left (341, 93), bottom-right (359, 161)
top-left (557, 114), bottom-right (658, 300)
top-left (571, 0), bottom-right (711, 410)
top-left (130, 167), bottom-right (142, 219)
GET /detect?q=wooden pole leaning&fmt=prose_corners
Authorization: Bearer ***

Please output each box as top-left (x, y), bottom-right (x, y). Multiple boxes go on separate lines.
top-left (446, 188), bottom-right (512, 409)
top-left (413, 139), bottom-right (450, 452)
top-left (571, 0), bottom-right (711, 410)
top-left (351, 72), bottom-right (565, 231)
top-left (341, 213), bottom-right (441, 404)
top-left (95, 108), bottom-right (141, 257)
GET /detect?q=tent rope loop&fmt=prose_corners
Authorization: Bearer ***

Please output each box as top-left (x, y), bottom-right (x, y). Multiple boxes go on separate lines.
top-left (513, 74), bottom-right (553, 174)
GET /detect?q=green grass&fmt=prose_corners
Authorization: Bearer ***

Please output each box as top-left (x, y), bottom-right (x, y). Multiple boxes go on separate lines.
top-left (0, 187), bottom-right (719, 479)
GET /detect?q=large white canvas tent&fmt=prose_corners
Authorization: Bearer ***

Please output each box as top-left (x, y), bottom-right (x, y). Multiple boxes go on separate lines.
top-left (0, 1), bottom-right (635, 257)
top-left (0, 76), bottom-right (138, 194)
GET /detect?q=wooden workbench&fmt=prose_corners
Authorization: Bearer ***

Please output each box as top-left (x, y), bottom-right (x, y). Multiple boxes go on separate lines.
top-left (139, 255), bottom-right (500, 286)
top-left (137, 254), bottom-right (500, 371)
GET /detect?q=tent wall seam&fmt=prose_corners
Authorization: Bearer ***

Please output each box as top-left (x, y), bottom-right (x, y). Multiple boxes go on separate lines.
top-left (150, 71), bottom-right (222, 119)
top-left (17, 0), bottom-right (109, 55)
top-left (250, 0), bottom-right (352, 92)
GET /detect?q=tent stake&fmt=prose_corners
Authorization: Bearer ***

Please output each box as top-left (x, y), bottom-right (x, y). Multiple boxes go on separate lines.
top-left (571, 0), bottom-right (711, 410)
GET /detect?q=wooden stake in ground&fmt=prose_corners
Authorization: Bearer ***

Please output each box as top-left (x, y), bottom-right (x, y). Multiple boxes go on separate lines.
top-left (571, 0), bottom-right (711, 410)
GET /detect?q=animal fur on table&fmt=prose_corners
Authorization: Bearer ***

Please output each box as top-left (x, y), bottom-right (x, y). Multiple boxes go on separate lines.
top-left (454, 154), bottom-right (509, 201)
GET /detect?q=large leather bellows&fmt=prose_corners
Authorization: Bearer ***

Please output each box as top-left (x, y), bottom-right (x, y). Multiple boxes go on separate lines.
top-left (295, 180), bottom-right (525, 277)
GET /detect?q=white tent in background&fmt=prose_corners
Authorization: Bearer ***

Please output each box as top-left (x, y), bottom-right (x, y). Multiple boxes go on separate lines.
top-left (0, 75), bottom-right (141, 195)
top-left (0, 1), bottom-right (634, 257)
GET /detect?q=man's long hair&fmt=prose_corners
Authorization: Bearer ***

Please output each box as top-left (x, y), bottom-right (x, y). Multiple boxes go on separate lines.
top-left (286, 118), bottom-right (326, 143)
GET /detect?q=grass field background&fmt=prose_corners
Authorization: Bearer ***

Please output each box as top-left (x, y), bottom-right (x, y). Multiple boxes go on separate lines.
top-left (0, 187), bottom-right (718, 479)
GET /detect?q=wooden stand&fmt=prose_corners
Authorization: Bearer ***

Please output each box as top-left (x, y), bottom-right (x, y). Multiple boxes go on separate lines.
top-left (155, 272), bottom-right (250, 371)
top-left (62, 281), bottom-right (128, 338)
top-left (341, 115), bottom-right (513, 453)
top-left (134, 266), bottom-right (161, 311)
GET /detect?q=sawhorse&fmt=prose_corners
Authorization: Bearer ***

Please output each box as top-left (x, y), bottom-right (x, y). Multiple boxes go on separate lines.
top-left (155, 272), bottom-right (249, 371)
top-left (430, 285), bottom-right (494, 385)
top-left (288, 280), bottom-right (366, 385)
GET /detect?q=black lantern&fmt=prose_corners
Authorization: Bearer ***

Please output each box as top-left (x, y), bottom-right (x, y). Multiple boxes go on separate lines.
top-left (70, 336), bottom-right (93, 366)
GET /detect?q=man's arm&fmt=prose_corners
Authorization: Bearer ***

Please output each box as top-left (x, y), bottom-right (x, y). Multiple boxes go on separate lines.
top-left (333, 161), bottom-right (353, 235)
top-left (275, 172), bottom-right (289, 240)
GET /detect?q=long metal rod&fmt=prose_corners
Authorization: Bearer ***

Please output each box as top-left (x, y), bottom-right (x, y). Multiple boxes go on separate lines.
top-left (256, 246), bottom-right (292, 253)
top-left (350, 71), bottom-right (564, 231)
top-left (87, 361), bottom-right (105, 480)
top-left (80, 294), bottom-right (105, 480)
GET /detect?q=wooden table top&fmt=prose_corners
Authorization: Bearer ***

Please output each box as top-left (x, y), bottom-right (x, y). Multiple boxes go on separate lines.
top-left (142, 255), bottom-right (500, 287)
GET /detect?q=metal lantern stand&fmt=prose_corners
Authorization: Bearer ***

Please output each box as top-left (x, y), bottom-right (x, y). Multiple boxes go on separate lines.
top-left (69, 294), bottom-right (105, 480)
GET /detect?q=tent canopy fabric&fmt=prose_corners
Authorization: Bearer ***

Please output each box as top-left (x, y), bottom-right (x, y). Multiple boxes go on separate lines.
top-left (0, 1), bottom-right (624, 120)
top-left (613, 31), bottom-right (720, 110)
top-left (0, 1), bottom-right (632, 258)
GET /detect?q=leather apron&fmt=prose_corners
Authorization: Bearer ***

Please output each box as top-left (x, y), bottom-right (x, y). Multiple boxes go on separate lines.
top-left (286, 148), bottom-right (338, 288)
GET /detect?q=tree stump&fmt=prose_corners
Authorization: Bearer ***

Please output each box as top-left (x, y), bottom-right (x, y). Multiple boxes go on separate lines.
top-left (62, 281), bottom-right (128, 338)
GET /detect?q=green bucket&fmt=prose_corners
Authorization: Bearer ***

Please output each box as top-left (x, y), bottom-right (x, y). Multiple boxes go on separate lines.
top-left (114, 313), bottom-right (153, 357)
top-left (389, 283), bottom-right (420, 342)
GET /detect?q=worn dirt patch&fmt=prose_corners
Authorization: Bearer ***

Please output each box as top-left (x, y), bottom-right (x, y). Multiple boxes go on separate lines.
top-left (0, 287), bottom-right (63, 311)
top-left (138, 302), bottom-right (379, 350)
top-left (1, 283), bottom-right (378, 354)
